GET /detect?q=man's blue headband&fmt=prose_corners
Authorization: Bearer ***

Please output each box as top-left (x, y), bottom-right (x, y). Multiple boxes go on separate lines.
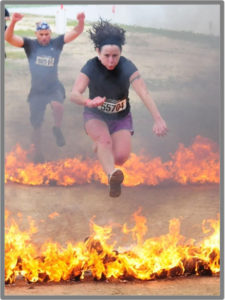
top-left (36, 22), bottom-right (50, 31)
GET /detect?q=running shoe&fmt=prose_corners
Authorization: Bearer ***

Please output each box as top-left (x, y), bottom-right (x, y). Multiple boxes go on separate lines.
top-left (52, 126), bottom-right (66, 147)
top-left (108, 169), bottom-right (124, 197)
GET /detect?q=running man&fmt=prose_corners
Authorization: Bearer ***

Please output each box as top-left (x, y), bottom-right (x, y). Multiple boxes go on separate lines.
top-left (70, 19), bottom-right (168, 197)
top-left (5, 12), bottom-right (85, 163)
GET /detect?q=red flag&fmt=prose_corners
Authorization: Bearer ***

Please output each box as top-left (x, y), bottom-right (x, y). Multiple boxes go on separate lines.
top-left (112, 5), bottom-right (116, 14)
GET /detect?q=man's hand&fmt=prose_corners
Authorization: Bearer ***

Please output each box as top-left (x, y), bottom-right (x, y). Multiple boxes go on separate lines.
top-left (76, 12), bottom-right (85, 23)
top-left (85, 97), bottom-right (106, 108)
top-left (12, 13), bottom-right (24, 23)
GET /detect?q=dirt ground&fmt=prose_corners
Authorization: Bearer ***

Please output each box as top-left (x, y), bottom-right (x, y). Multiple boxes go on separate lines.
top-left (4, 14), bottom-right (221, 297)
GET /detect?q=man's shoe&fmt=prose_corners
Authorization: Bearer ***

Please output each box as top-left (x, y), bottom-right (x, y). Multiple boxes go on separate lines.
top-left (108, 169), bottom-right (124, 197)
top-left (52, 126), bottom-right (66, 147)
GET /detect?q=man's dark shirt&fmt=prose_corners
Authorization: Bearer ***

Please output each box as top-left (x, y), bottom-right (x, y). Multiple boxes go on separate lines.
top-left (23, 35), bottom-right (65, 93)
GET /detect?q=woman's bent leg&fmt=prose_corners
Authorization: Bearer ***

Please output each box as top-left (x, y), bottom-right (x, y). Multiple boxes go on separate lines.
top-left (111, 129), bottom-right (132, 166)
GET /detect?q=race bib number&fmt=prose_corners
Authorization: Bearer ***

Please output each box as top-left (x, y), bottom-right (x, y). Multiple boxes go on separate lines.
top-left (97, 98), bottom-right (127, 114)
top-left (36, 56), bottom-right (55, 67)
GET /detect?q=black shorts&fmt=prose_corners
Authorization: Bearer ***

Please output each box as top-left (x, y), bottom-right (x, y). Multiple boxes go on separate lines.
top-left (28, 81), bottom-right (65, 128)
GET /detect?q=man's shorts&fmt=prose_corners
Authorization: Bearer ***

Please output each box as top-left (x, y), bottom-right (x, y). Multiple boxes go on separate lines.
top-left (83, 110), bottom-right (134, 135)
top-left (28, 81), bottom-right (65, 128)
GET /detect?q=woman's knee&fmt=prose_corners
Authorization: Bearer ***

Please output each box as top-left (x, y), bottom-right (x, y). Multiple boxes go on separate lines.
top-left (96, 136), bottom-right (112, 149)
top-left (114, 152), bottom-right (130, 165)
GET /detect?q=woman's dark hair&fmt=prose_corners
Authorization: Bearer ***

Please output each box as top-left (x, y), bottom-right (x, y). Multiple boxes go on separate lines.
top-left (88, 18), bottom-right (126, 50)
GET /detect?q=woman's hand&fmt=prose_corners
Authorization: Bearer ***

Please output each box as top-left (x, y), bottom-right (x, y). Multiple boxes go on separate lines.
top-left (153, 118), bottom-right (168, 136)
top-left (85, 97), bottom-right (106, 108)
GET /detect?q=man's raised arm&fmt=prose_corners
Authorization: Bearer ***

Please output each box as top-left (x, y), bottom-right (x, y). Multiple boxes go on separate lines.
top-left (64, 12), bottom-right (85, 44)
top-left (5, 13), bottom-right (24, 47)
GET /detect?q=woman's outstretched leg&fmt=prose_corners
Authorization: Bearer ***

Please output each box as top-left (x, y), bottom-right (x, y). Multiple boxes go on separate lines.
top-left (85, 119), bottom-right (124, 197)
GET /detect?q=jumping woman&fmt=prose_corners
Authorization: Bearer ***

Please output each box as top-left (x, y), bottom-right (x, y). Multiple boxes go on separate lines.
top-left (70, 19), bottom-right (168, 197)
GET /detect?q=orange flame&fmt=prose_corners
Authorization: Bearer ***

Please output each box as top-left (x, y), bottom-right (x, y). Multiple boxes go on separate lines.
top-left (5, 209), bottom-right (220, 284)
top-left (48, 212), bottom-right (59, 219)
top-left (4, 136), bottom-right (220, 187)
top-left (122, 207), bottom-right (148, 245)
